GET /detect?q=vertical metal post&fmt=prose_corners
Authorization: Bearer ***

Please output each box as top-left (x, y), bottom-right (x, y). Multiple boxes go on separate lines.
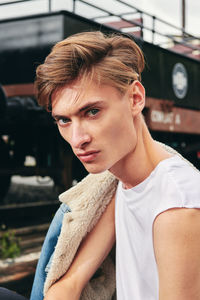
top-left (140, 12), bottom-right (144, 40)
top-left (48, 0), bottom-right (52, 12)
top-left (152, 16), bottom-right (155, 44)
top-left (182, 0), bottom-right (185, 37)
top-left (73, 0), bottom-right (76, 13)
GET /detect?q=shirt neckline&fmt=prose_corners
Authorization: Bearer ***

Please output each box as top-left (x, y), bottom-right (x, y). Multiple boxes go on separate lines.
top-left (120, 154), bottom-right (179, 193)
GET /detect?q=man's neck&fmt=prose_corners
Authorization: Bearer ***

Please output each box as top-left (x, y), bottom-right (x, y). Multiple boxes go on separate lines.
top-left (109, 125), bottom-right (172, 189)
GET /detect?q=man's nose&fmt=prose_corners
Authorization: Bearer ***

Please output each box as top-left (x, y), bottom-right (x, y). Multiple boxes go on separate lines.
top-left (70, 124), bottom-right (91, 149)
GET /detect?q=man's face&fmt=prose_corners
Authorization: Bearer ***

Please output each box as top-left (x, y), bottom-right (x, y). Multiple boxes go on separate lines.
top-left (52, 80), bottom-right (138, 174)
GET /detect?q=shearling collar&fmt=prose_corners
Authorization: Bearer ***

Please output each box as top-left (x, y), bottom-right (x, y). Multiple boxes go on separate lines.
top-left (44, 170), bottom-right (118, 299)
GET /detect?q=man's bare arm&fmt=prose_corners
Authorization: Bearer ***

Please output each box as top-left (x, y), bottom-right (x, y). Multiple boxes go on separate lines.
top-left (44, 194), bottom-right (115, 300)
top-left (154, 207), bottom-right (200, 300)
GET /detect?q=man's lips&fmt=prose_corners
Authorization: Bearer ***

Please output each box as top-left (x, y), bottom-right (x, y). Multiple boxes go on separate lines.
top-left (76, 151), bottom-right (100, 162)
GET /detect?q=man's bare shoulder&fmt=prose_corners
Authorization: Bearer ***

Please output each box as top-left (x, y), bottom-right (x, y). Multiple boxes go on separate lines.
top-left (154, 207), bottom-right (200, 229)
top-left (154, 208), bottom-right (200, 299)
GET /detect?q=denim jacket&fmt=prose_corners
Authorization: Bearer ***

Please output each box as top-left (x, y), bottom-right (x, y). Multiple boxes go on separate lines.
top-left (30, 203), bottom-right (71, 300)
top-left (30, 170), bottom-right (117, 300)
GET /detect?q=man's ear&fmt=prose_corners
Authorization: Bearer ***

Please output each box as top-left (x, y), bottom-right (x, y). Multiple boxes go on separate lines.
top-left (129, 80), bottom-right (145, 116)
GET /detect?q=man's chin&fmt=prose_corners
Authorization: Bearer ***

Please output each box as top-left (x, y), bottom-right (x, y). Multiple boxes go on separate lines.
top-left (83, 163), bottom-right (108, 174)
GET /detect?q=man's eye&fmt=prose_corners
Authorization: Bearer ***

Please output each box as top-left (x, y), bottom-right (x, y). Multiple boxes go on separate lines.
top-left (57, 118), bottom-right (70, 126)
top-left (87, 109), bottom-right (99, 117)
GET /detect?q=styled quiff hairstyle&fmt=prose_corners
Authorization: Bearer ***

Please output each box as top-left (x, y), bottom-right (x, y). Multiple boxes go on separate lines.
top-left (35, 31), bottom-right (145, 110)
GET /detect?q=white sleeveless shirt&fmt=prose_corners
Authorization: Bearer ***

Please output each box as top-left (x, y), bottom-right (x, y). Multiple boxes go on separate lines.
top-left (115, 155), bottom-right (200, 300)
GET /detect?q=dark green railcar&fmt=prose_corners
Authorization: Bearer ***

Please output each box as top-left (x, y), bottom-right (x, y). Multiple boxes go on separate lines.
top-left (0, 7), bottom-right (199, 200)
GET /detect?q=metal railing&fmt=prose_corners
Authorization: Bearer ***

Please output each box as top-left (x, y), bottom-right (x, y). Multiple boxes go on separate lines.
top-left (74, 0), bottom-right (199, 58)
top-left (0, 0), bottom-right (199, 58)
top-left (0, 0), bottom-right (51, 11)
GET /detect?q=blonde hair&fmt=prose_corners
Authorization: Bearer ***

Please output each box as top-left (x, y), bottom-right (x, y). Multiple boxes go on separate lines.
top-left (35, 31), bottom-right (145, 110)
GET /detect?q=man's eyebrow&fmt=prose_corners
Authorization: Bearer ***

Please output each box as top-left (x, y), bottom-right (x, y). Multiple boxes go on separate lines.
top-left (52, 100), bottom-right (105, 119)
top-left (52, 114), bottom-right (69, 120)
top-left (79, 100), bottom-right (105, 112)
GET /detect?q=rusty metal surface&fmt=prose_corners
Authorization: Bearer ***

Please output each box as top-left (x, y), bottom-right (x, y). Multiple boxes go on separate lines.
top-left (145, 97), bottom-right (200, 134)
top-left (0, 261), bottom-right (36, 298)
top-left (3, 83), bottom-right (35, 97)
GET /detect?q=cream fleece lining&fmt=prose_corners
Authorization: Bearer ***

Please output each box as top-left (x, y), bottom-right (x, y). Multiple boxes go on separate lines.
top-left (44, 170), bottom-right (118, 299)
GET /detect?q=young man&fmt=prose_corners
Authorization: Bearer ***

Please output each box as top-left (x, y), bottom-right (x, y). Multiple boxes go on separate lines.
top-left (1, 31), bottom-right (200, 300)
top-left (33, 31), bottom-right (200, 300)
top-left (34, 31), bottom-right (200, 300)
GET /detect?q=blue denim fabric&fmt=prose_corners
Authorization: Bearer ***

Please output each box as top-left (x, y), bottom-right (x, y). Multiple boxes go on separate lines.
top-left (30, 203), bottom-right (71, 300)
top-left (0, 287), bottom-right (28, 300)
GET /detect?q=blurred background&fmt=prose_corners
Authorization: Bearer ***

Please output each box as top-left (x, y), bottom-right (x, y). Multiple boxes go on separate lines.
top-left (0, 0), bottom-right (199, 297)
